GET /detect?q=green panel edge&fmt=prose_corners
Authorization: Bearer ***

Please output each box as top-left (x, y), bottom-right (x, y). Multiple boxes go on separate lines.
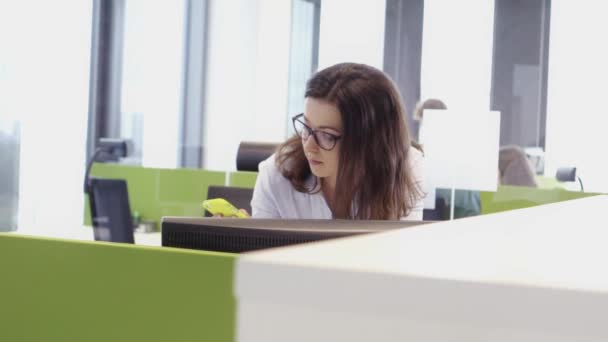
top-left (227, 171), bottom-right (258, 188)
top-left (480, 185), bottom-right (600, 214)
top-left (0, 233), bottom-right (236, 342)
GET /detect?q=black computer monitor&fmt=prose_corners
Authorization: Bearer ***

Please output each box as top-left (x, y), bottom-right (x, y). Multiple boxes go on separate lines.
top-left (89, 178), bottom-right (135, 244)
top-left (161, 217), bottom-right (431, 253)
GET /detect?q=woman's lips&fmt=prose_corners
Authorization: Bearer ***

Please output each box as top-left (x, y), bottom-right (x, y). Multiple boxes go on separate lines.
top-left (309, 159), bottom-right (323, 165)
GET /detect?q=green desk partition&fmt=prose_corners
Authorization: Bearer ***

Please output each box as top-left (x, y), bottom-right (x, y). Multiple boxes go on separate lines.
top-left (84, 163), bottom-right (226, 229)
top-left (0, 233), bottom-right (236, 342)
top-left (535, 175), bottom-right (567, 189)
top-left (480, 185), bottom-right (599, 214)
top-left (228, 171), bottom-right (258, 188)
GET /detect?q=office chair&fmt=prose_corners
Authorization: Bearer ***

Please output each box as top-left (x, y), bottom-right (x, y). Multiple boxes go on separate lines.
top-left (556, 166), bottom-right (584, 191)
top-left (204, 185), bottom-right (254, 217)
top-left (236, 142), bottom-right (278, 171)
top-left (423, 197), bottom-right (449, 221)
top-left (89, 178), bottom-right (135, 243)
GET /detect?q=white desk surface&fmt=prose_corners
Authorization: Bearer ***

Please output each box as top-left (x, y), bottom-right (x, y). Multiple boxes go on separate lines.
top-left (236, 195), bottom-right (608, 342)
top-left (9, 226), bottom-right (161, 246)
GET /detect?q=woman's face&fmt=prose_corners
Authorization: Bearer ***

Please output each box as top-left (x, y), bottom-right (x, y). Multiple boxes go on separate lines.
top-left (301, 98), bottom-right (343, 181)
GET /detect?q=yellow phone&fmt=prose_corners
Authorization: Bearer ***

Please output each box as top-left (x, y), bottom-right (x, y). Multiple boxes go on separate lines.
top-left (202, 198), bottom-right (248, 218)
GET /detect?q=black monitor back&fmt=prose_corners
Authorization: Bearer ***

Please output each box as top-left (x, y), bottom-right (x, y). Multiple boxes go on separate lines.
top-left (89, 178), bottom-right (135, 243)
top-left (161, 217), bottom-right (431, 253)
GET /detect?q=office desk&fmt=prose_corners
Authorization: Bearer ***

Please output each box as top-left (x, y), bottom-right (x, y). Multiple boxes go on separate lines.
top-left (12, 226), bottom-right (161, 246)
top-left (236, 196), bottom-right (608, 342)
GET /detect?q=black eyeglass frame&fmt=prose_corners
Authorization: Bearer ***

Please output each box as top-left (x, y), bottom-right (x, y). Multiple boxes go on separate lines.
top-left (291, 113), bottom-right (342, 151)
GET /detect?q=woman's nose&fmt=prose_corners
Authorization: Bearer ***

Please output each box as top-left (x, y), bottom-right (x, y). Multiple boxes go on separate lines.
top-left (302, 132), bottom-right (319, 150)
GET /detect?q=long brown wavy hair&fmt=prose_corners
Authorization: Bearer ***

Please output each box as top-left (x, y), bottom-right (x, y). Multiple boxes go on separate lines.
top-left (276, 63), bottom-right (423, 219)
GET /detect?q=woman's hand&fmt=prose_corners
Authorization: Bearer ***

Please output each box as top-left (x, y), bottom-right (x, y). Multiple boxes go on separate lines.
top-left (213, 209), bottom-right (250, 218)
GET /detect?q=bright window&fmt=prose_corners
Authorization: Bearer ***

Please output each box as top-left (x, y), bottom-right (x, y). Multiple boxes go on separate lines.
top-left (0, 0), bottom-right (93, 232)
top-left (420, 0), bottom-right (495, 112)
top-left (545, 0), bottom-right (608, 192)
top-left (120, 0), bottom-right (186, 168)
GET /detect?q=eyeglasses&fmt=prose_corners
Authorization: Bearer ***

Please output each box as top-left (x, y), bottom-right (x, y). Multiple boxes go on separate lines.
top-left (292, 113), bottom-right (342, 151)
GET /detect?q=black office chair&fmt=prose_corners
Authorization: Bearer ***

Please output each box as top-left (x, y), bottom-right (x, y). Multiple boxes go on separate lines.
top-left (422, 197), bottom-right (449, 221)
top-left (204, 185), bottom-right (254, 217)
top-left (556, 166), bottom-right (584, 191)
top-left (236, 141), bottom-right (278, 171)
top-left (88, 178), bottom-right (135, 243)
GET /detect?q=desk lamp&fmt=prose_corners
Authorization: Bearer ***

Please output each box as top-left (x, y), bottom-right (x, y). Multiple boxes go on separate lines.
top-left (83, 138), bottom-right (132, 194)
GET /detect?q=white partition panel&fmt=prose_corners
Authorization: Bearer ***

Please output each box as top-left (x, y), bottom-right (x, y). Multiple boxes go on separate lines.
top-left (420, 109), bottom-right (500, 197)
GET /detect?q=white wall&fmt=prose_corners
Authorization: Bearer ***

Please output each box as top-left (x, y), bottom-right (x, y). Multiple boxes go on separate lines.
top-left (203, 0), bottom-right (291, 171)
top-left (317, 0), bottom-right (386, 70)
top-left (544, 0), bottom-right (608, 193)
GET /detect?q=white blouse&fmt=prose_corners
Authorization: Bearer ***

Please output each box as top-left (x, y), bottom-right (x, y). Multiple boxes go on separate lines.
top-left (250, 148), bottom-right (425, 220)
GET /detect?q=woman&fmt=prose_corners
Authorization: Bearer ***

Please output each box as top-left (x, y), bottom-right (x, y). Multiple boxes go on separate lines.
top-left (252, 62), bottom-right (424, 220)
